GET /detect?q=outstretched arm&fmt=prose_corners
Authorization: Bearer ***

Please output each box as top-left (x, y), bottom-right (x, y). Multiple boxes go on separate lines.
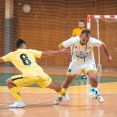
top-left (0, 57), bottom-right (5, 63)
top-left (101, 43), bottom-right (112, 62)
top-left (41, 49), bottom-right (70, 57)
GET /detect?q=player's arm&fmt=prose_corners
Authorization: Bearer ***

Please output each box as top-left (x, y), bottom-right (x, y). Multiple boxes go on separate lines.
top-left (41, 49), bottom-right (70, 57)
top-left (58, 37), bottom-right (75, 50)
top-left (0, 57), bottom-right (5, 63)
top-left (101, 43), bottom-right (112, 62)
top-left (58, 43), bottom-right (71, 62)
top-left (91, 38), bottom-right (112, 62)
top-left (58, 37), bottom-right (77, 61)
top-left (58, 43), bottom-right (65, 50)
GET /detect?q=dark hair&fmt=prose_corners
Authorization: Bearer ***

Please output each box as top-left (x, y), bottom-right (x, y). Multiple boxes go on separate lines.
top-left (81, 30), bottom-right (90, 37)
top-left (79, 20), bottom-right (84, 22)
top-left (14, 39), bottom-right (26, 48)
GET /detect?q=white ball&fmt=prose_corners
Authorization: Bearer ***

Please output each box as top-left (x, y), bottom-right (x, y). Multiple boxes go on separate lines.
top-left (89, 88), bottom-right (100, 99)
top-left (22, 4), bottom-right (31, 13)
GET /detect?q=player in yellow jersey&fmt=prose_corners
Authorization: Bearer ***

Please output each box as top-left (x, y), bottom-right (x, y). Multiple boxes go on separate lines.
top-left (0, 39), bottom-right (70, 108)
top-left (72, 20), bottom-right (85, 37)
top-left (72, 20), bottom-right (86, 79)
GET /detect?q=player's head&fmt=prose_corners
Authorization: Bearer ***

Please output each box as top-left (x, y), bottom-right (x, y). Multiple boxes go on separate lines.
top-left (78, 20), bottom-right (85, 29)
top-left (80, 30), bottom-right (90, 45)
top-left (14, 39), bottom-right (26, 49)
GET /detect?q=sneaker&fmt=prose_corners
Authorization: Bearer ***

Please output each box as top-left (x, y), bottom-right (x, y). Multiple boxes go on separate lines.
top-left (97, 96), bottom-right (104, 103)
top-left (64, 95), bottom-right (71, 102)
top-left (54, 95), bottom-right (70, 105)
top-left (9, 101), bottom-right (25, 108)
top-left (81, 75), bottom-right (87, 79)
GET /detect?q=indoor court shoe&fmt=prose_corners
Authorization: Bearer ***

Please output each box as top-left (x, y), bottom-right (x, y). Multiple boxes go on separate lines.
top-left (64, 95), bottom-right (71, 102)
top-left (9, 101), bottom-right (25, 108)
top-left (81, 75), bottom-right (87, 79)
top-left (97, 96), bottom-right (104, 103)
top-left (54, 95), bottom-right (70, 105)
top-left (54, 95), bottom-right (63, 105)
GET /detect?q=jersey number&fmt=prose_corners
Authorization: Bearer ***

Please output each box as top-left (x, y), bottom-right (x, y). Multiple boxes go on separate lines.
top-left (20, 54), bottom-right (31, 66)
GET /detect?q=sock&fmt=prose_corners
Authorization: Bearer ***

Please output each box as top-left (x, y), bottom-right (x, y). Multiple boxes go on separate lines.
top-left (9, 87), bottom-right (23, 101)
top-left (58, 88), bottom-right (67, 97)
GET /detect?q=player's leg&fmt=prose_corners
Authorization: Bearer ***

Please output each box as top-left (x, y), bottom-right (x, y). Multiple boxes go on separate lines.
top-left (54, 61), bottom-right (81, 104)
top-left (85, 60), bottom-right (104, 103)
top-left (47, 81), bottom-right (69, 98)
top-left (61, 61), bottom-right (81, 91)
top-left (6, 78), bottom-right (23, 102)
top-left (88, 71), bottom-right (98, 87)
top-left (53, 75), bottom-right (75, 105)
top-left (6, 75), bottom-right (26, 108)
top-left (87, 71), bottom-right (104, 103)
top-left (36, 72), bottom-right (70, 103)
top-left (61, 75), bottom-right (75, 91)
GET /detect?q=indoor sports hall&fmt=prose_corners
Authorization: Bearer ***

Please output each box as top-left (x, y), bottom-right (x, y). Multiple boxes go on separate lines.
top-left (0, 0), bottom-right (117, 117)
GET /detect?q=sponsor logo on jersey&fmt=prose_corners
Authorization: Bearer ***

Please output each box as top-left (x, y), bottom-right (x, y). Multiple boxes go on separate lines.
top-left (75, 51), bottom-right (88, 58)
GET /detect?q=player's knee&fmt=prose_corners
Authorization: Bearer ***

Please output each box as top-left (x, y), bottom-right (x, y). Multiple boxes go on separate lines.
top-left (89, 73), bottom-right (97, 80)
top-left (6, 78), bottom-right (14, 86)
top-left (6, 78), bottom-right (10, 86)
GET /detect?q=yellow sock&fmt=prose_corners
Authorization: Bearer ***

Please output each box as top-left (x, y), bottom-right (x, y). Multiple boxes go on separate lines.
top-left (58, 88), bottom-right (67, 97)
top-left (9, 87), bottom-right (22, 101)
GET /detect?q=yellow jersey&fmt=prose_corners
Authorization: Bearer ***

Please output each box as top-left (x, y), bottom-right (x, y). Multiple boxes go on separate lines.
top-left (72, 28), bottom-right (85, 37)
top-left (2, 49), bottom-right (43, 76)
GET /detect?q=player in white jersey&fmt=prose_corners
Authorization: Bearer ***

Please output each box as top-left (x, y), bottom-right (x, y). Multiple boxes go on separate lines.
top-left (54, 30), bottom-right (112, 104)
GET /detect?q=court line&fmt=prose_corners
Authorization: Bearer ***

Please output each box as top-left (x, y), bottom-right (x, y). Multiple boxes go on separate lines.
top-left (0, 81), bottom-right (117, 94)
top-left (0, 93), bottom-right (117, 110)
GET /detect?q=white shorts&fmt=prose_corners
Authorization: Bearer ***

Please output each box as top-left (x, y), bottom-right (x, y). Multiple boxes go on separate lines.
top-left (67, 60), bottom-right (97, 76)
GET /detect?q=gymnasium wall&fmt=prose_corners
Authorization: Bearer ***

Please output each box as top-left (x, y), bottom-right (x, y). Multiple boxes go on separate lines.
top-left (0, 1), bottom-right (5, 57)
top-left (1, 0), bottom-right (117, 69)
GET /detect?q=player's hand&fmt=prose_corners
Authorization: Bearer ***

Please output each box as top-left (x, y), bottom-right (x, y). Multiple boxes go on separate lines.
top-left (60, 48), bottom-right (71, 54)
top-left (60, 49), bottom-right (71, 61)
top-left (65, 54), bottom-right (72, 62)
top-left (107, 55), bottom-right (112, 62)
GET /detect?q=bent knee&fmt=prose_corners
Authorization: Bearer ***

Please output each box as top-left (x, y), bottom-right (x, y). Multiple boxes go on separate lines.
top-left (6, 77), bottom-right (13, 85)
top-left (88, 72), bottom-right (97, 79)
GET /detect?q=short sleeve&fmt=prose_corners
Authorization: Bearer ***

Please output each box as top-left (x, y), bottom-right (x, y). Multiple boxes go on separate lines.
top-left (2, 53), bottom-right (11, 62)
top-left (62, 36), bottom-right (80, 48)
top-left (72, 29), bottom-right (76, 37)
top-left (90, 38), bottom-right (103, 47)
top-left (29, 49), bottom-right (42, 58)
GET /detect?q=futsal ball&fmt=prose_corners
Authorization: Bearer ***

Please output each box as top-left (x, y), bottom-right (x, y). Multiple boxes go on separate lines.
top-left (89, 88), bottom-right (100, 99)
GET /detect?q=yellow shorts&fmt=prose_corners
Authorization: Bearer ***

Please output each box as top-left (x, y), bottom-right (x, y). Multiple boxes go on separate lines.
top-left (12, 72), bottom-right (52, 88)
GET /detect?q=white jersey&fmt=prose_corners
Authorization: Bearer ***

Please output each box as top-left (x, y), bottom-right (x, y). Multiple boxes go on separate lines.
top-left (62, 36), bottom-right (103, 63)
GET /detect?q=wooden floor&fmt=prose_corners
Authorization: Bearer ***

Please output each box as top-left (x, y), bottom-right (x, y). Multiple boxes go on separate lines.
top-left (0, 67), bottom-right (117, 117)
top-left (0, 82), bottom-right (117, 117)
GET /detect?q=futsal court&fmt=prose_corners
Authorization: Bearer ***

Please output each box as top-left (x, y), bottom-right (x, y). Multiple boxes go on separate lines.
top-left (0, 0), bottom-right (117, 117)
top-left (0, 67), bottom-right (117, 117)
